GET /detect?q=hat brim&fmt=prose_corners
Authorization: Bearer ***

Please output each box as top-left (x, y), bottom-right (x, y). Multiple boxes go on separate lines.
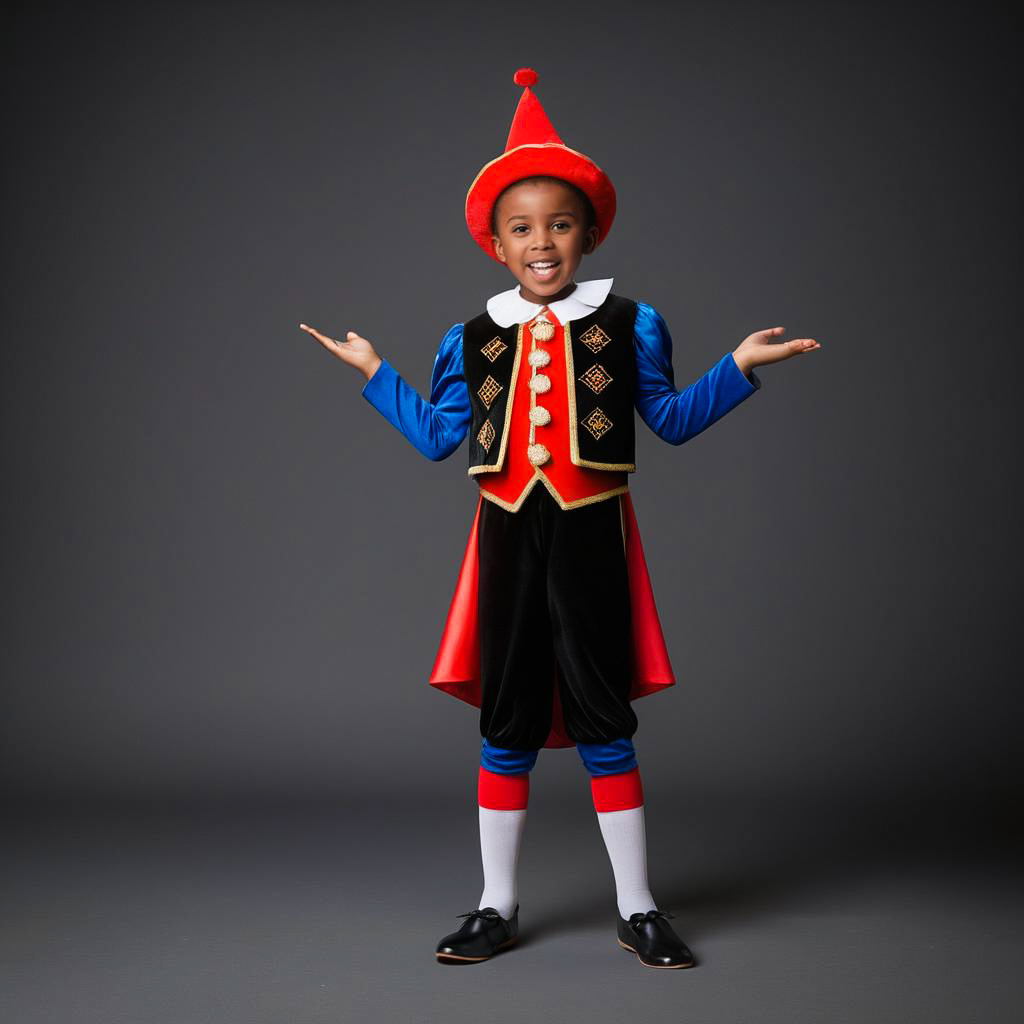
top-left (465, 143), bottom-right (617, 263)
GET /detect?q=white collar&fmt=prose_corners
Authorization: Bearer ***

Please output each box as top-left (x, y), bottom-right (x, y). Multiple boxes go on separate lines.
top-left (486, 277), bottom-right (614, 328)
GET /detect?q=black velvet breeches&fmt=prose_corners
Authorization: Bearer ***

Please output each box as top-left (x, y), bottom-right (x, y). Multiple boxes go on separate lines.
top-left (476, 484), bottom-right (637, 749)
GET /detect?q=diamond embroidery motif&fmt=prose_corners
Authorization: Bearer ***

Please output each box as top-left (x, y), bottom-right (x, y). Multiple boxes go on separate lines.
top-left (581, 407), bottom-right (613, 440)
top-left (579, 324), bottom-right (611, 353)
top-left (477, 419), bottom-right (496, 452)
top-left (481, 337), bottom-right (507, 362)
top-left (478, 375), bottom-right (503, 409)
top-left (578, 364), bottom-right (613, 394)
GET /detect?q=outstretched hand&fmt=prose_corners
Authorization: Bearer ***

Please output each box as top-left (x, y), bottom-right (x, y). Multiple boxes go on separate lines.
top-left (299, 323), bottom-right (382, 382)
top-left (733, 327), bottom-right (820, 376)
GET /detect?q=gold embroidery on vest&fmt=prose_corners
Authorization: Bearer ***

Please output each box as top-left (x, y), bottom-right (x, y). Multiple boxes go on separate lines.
top-left (477, 419), bottom-right (496, 452)
top-left (579, 324), bottom-right (611, 353)
top-left (478, 374), bottom-right (503, 409)
top-left (469, 324), bottom-right (524, 477)
top-left (581, 407), bottom-right (613, 440)
top-left (564, 320), bottom-right (635, 471)
top-left (578, 364), bottom-right (613, 394)
top-left (481, 337), bottom-right (507, 362)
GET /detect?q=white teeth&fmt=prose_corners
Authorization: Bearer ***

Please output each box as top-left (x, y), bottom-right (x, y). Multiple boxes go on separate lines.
top-left (529, 262), bottom-right (557, 268)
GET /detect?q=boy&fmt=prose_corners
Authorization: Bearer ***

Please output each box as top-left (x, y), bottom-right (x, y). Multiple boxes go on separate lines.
top-left (300, 68), bottom-right (819, 969)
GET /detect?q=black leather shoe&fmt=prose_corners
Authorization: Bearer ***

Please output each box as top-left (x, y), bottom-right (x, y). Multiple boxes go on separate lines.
top-left (435, 905), bottom-right (519, 963)
top-left (617, 909), bottom-right (696, 969)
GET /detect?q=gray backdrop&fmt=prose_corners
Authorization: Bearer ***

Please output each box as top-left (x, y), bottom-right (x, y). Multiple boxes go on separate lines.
top-left (3, 0), bottom-right (1018, 807)
top-left (1, 3), bottom-right (1021, 1021)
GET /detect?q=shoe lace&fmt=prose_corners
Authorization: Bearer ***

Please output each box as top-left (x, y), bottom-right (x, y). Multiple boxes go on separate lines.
top-left (456, 908), bottom-right (502, 922)
top-left (632, 909), bottom-right (675, 926)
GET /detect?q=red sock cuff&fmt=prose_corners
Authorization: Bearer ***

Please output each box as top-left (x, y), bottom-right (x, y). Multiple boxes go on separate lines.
top-left (478, 766), bottom-right (530, 810)
top-left (591, 767), bottom-right (644, 811)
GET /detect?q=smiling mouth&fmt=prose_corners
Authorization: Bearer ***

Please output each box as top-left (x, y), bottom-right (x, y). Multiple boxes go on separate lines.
top-left (527, 260), bottom-right (560, 281)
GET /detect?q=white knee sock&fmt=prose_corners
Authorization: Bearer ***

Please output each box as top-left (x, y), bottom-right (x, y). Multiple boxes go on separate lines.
top-left (478, 806), bottom-right (527, 919)
top-left (596, 805), bottom-right (658, 919)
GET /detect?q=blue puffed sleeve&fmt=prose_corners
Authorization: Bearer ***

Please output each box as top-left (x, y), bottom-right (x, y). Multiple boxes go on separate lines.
top-left (633, 301), bottom-right (761, 446)
top-left (359, 322), bottom-right (472, 461)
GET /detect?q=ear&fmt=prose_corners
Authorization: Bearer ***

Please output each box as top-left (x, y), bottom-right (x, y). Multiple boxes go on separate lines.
top-left (581, 225), bottom-right (599, 255)
top-left (491, 234), bottom-right (507, 264)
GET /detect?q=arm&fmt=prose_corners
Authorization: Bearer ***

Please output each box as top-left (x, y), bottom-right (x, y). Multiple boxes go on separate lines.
top-left (633, 302), bottom-right (762, 446)
top-left (359, 323), bottom-right (472, 461)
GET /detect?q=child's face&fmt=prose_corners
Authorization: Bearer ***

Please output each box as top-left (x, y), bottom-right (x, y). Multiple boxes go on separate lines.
top-left (490, 180), bottom-right (599, 304)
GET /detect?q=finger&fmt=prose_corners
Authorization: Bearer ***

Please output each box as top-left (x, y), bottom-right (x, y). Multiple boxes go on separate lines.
top-left (750, 327), bottom-right (786, 343)
top-left (299, 323), bottom-right (333, 342)
top-left (299, 323), bottom-right (342, 349)
top-left (299, 322), bottom-right (329, 340)
top-left (764, 338), bottom-right (818, 362)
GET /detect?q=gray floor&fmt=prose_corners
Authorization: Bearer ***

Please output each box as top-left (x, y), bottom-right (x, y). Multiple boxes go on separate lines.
top-left (2, 793), bottom-right (1020, 1024)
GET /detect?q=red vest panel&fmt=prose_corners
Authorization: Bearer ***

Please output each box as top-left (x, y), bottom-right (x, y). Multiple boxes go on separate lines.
top-left (477, 306), bottom-right (628, 511)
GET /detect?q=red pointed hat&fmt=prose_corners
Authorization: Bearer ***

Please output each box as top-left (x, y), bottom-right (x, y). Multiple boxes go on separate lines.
top-left (465, 68), bottom-right (617, 263)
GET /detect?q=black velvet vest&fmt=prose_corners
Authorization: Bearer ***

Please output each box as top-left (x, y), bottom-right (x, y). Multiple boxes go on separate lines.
top-left (462, 293), bottom-right (638, 475)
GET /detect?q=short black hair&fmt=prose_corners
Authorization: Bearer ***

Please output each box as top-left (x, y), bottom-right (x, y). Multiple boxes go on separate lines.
top-left (490, 175), bottom-right (597, 236)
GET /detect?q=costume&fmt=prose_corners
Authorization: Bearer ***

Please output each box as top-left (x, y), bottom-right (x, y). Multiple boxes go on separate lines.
top-left (357, 69), bottom-right (761, 958)
top-left (362, 283), bottom-right (761, 749)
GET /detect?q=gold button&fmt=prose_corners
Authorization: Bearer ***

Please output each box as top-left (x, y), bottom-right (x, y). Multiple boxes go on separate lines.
top-left (527, 443), bottom-right (550, 466)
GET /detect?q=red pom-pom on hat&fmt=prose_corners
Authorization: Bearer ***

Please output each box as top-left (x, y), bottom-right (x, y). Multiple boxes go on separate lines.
top-left (513, 68), bottom-right (538, 87)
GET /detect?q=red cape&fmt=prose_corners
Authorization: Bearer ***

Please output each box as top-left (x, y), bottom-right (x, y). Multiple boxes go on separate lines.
top-left (428, 491), bottom-right (676, 748)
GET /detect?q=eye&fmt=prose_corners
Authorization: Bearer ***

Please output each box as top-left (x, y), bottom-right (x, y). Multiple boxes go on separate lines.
top-left (511, 224), bottom-right (528, 234)
top-left (552, 221), bottom-right (571, 231)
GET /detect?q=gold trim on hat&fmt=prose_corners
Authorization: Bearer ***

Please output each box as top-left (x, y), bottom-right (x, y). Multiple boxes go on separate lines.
top-left (465, 142), bottom-right (613, 208)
